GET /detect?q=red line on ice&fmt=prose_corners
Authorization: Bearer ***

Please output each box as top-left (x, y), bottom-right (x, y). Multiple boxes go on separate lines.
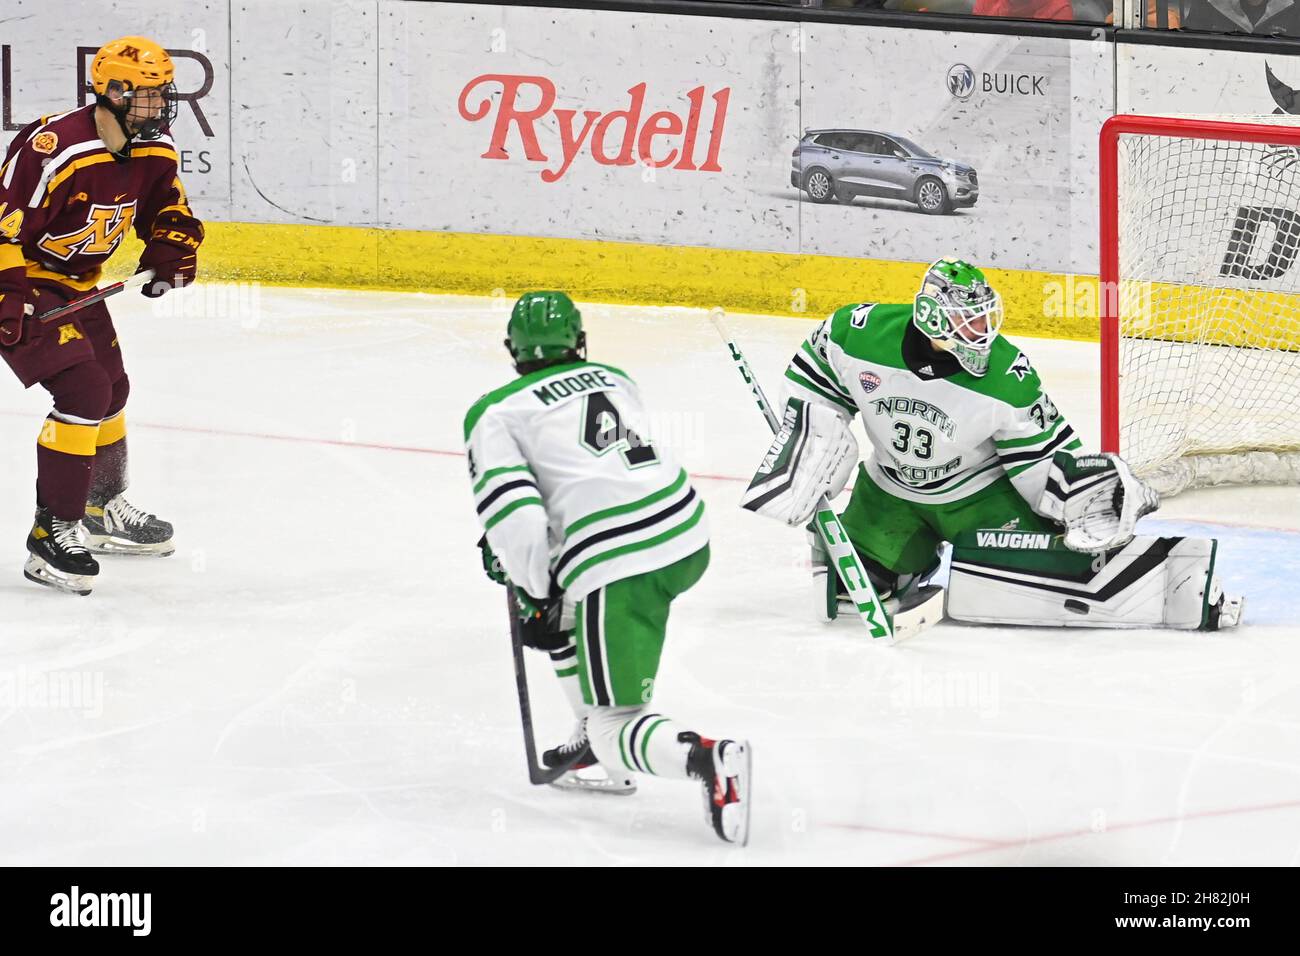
top-left (825, 797), bottom-right (1300, 866)
top-left (0, 410), bottom-right (749, 481)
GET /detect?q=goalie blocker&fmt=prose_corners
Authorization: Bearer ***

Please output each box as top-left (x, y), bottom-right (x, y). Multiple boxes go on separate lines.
top-left (947, 530), bottom-right (1243, 631)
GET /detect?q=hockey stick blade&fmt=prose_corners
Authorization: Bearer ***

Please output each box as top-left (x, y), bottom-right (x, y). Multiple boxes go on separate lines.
top-left (505, 587), bottom-right (587, 785)
top-left (888, 585), bottom-right (946, 643)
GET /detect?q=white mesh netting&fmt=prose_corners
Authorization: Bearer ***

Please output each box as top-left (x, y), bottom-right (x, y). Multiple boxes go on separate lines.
top-left (1115, 115), bottom-right (1300, 495)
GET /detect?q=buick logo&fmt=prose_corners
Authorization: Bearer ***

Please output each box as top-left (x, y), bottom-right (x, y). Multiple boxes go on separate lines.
top-left (947, 63), bottom-right (975, 100)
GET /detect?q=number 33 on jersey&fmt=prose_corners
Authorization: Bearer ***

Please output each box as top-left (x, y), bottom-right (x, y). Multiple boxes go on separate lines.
top-left (464, 361), bottom-right (708, 601)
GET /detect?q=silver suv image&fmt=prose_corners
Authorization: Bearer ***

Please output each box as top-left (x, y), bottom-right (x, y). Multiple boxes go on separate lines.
top-left (792, 129), bottom-right (978, 215)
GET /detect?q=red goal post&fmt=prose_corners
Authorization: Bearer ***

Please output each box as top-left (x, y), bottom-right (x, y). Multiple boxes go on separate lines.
top-left (1099, 113), bottom-right (1300, 494)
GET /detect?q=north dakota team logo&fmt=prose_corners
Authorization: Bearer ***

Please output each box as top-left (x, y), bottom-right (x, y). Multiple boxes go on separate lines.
top-left (859, 371), bottom-right (881, 394)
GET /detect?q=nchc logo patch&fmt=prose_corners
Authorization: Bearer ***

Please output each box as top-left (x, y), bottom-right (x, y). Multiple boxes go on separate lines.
top-left (859, 371), bottom-right (881, 394)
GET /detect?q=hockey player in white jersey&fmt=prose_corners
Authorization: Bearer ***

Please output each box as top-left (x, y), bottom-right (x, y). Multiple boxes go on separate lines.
top-left (465, 291), bottom-right (751, 844)
top-left (741, 258), bottom-right (1243, 631)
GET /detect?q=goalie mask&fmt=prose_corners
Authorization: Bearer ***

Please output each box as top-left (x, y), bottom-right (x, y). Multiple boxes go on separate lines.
top-left (913, 258), bottom-right (1004, 377)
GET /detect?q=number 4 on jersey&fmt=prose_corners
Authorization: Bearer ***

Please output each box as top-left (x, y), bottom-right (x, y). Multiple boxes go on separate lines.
top-left (580, 392), bottom-right (659, 468)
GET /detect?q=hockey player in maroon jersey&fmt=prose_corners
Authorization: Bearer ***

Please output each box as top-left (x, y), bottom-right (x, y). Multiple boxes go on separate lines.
top-left (0, 36), bottom-right (203, 594)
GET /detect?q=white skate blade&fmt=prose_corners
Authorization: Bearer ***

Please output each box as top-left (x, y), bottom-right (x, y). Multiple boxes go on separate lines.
top-left (717, 739), bottom-right (752, 847)
top-left (23, 554), bottom-right (94, 595)
top-left (1215, 594), bottom-right (1245, 630)
top-left (548, 766), bottom-right (637, 796)
top-left (85, 533), bottom-right (175, 557)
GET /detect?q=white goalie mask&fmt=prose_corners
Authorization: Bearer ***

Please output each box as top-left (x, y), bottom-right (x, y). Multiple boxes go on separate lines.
top-left (913, 258), bottom-right (1005, 377)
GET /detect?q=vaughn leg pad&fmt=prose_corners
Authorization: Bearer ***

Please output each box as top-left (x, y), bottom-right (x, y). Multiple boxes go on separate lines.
top-left (947, 531), bottom-right (1228, 630)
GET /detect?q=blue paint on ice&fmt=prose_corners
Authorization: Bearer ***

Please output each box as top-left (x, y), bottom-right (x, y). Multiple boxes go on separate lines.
top-left (1143, 519), bottom-right (1300, 627)
top-left (933, 519), bottom-right (1300, 627)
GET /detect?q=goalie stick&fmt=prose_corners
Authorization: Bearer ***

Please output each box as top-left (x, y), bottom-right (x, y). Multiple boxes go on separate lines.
top-left (710, 308), bottom-right (943, 644)
top-left (505, 586), bottom-right (588, 785)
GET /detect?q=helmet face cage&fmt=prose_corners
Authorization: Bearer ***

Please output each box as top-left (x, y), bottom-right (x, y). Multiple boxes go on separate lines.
top-left (102, 78), bottom-right (178, 140)
top-left (913, 261), bottom-right (1004, 376)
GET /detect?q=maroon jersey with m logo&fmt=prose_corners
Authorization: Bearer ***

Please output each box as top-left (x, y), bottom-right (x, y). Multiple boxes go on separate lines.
top-left (0, 104), bottom-right (194, 292)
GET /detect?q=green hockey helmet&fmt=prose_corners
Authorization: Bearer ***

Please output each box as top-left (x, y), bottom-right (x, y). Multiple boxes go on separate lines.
top-left (913, 258), bottom-right (1004, 376)
top-left (505, 291), bottom-right (586, 373)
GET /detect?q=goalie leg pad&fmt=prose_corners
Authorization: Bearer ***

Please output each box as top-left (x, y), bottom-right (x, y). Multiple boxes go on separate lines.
top-left (946, 532), bottom-right (1241, 630)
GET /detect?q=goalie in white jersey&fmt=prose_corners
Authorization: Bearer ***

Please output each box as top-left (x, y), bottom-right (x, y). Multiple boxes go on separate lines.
top-left (465, 291), bottom-right (751, 844)
top-left (742, 259), bottom-right (1243, 631)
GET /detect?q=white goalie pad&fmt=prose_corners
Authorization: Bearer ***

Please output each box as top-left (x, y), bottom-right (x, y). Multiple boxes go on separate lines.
top-left (946, 532), bottom-right (1242, 630)
top-left (742, 398), bottom-right (857, 527)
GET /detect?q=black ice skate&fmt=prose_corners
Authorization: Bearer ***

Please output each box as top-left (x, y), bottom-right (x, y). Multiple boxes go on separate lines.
top-left (24, 508), bottom-right (99, 596)
top-left (684, 732), bottom-right (751, 845)
top-left (83, 494), bottom-right (175, 556)
top-left (543, 718), bottom-right (636, 795)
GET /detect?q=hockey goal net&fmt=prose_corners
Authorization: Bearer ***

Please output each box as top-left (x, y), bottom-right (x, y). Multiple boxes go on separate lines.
top-left (1100, 113), bottom-right (1300, 495)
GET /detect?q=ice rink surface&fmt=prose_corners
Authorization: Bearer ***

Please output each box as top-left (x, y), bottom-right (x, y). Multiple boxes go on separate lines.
top-left (1, 286), bottom-right (1298, 866)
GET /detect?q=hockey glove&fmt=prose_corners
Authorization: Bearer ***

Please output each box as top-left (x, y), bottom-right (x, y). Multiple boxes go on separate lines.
top-left (0, 286), bottom-right (32, 347)
top-left (138, 211), bottom-right (203, 298)
top-left (511, 587), bottom-right (569, 651)
top-left (0, 259), bottom-right (32, 347)
top-left (478, 534), bottom-right (506, 586)
top-left (1038, 450), bottom-right (1160, 552)
top-left (742, 398), bottom-right (857, 527)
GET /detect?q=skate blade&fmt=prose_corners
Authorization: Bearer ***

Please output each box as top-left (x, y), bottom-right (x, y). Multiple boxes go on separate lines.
top-left (718, 740), bottom-right (752, 847)
top-left (85, 534), bottom-right (175, 557)
top-left (548, 768), bottom-right (638, 795)
top-left (23, 555), bottom-right (94, 595)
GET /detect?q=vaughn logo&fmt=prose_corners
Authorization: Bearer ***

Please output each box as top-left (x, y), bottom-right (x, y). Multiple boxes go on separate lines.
top-left (947, 64), bottom-right (1047, 99)
top-left (756, 403), bottom-right (801, 475)
top-left (458, 75), bottom-right (730, 183)
top-left (50, 886), bottom-right (151, 936)
top-left (976, 530), bottom-right (1053, 549)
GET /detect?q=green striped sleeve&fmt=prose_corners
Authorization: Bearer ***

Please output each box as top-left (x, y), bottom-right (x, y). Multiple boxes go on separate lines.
top-left (995, 415), bottom-right (1065, 450)
top-left (472, 464), bottom-right (533, 496)
top-left (784, 369), bottom-right (858, 416)
top-left (483, 496), bottom-right (544, 531)
top-left (1003, 438), bottom-right (1081, 478)
top-left (800, 342), bottom-right (852, 398)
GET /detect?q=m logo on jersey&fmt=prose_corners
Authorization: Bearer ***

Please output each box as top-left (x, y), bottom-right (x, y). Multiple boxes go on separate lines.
top-left (1007, 352), bottom-right (1033, 381)
top-left (56, 323), bottom-right (84, 345)
top-left (36, 202), bottom-right (137, 261)
top-left (859, 371), bottom-right (881, 394)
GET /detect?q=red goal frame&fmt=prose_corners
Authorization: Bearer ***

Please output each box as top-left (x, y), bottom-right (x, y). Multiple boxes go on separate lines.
top-left (1098, 114), bottom-right (1300, 453)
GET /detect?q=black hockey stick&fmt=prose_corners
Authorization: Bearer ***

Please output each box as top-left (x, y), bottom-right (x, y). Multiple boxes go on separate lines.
top-left (505, 586), bottom-right (586, 786)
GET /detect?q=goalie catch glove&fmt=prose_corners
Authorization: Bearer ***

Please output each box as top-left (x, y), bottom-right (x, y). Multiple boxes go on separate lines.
top-left (741, 398), bottom-right (857, 527)
top-left (1038, 450), bottom-right (1160, 552)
